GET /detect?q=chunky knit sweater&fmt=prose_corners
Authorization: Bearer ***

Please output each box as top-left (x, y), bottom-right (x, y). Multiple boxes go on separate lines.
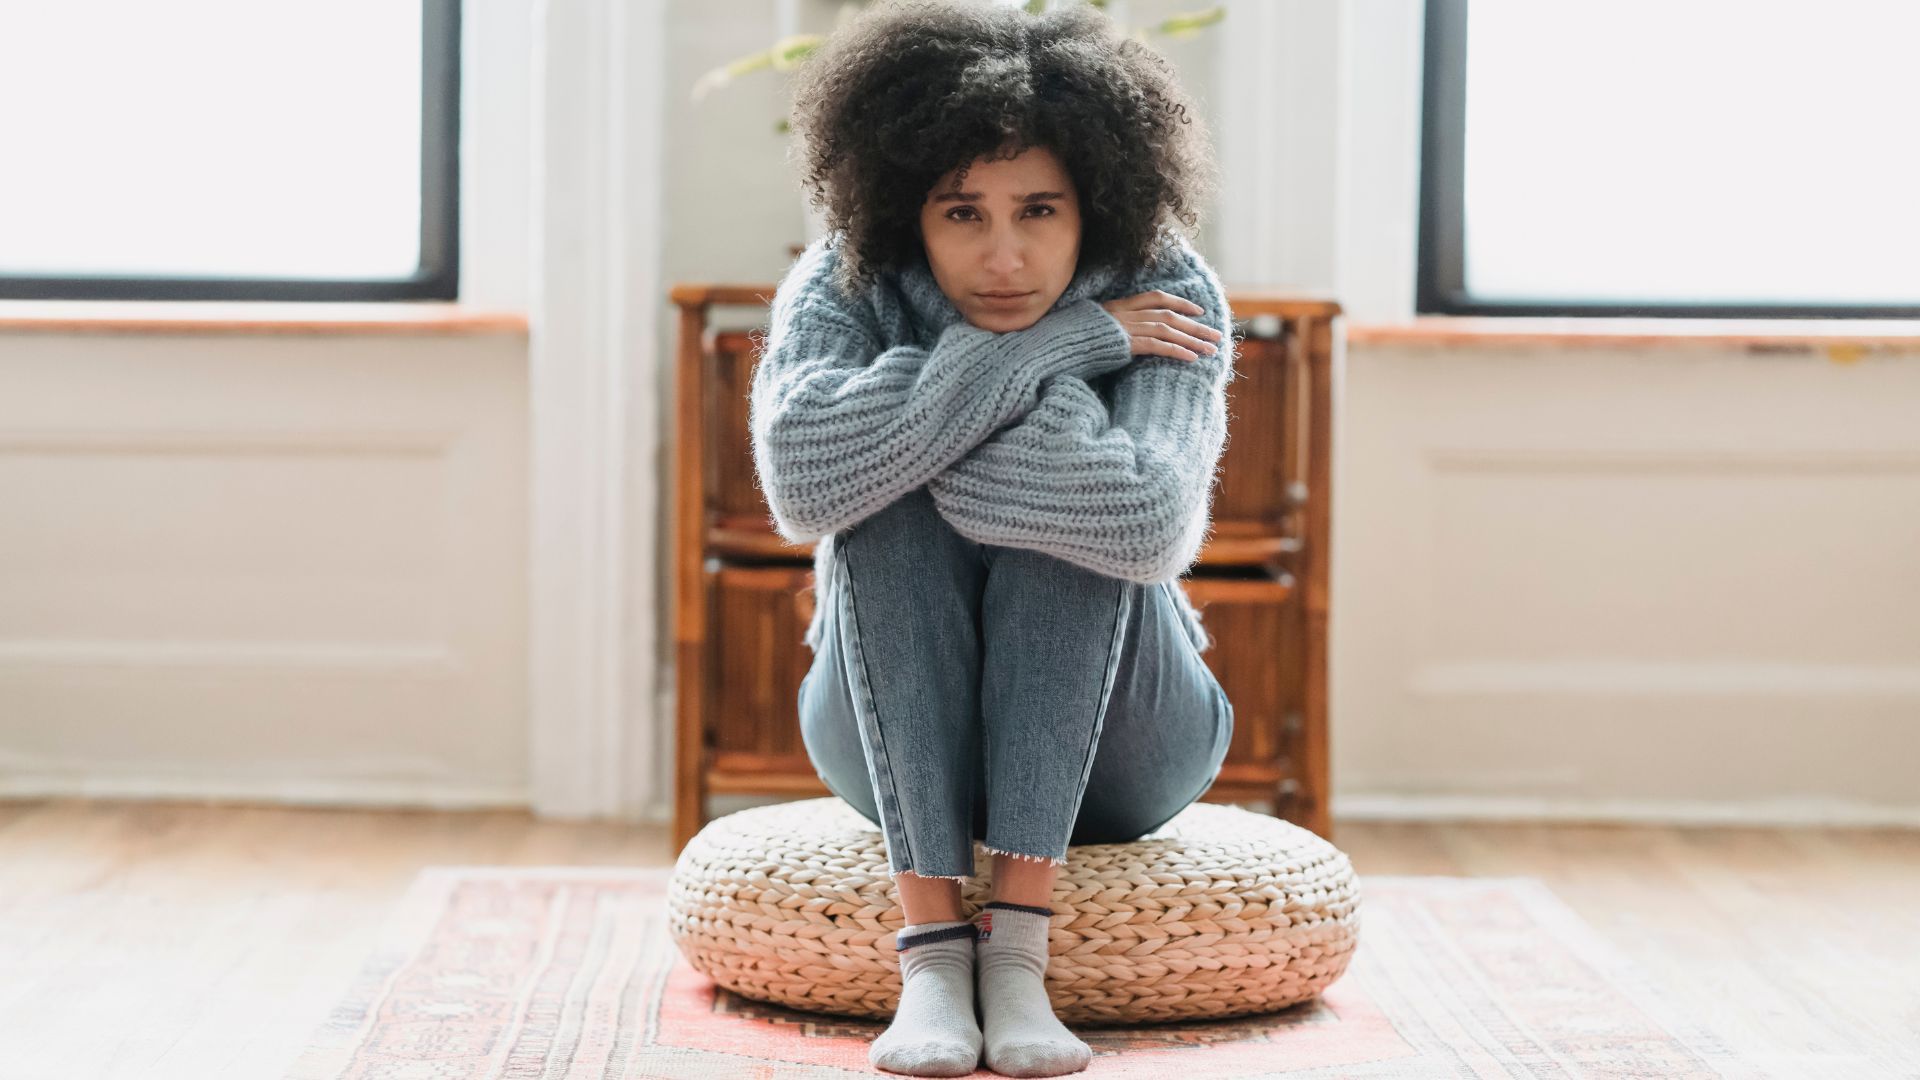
top-left (748, 229), bottom-right (1236, 655)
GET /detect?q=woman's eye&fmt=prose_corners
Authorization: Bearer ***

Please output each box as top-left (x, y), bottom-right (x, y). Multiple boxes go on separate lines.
top-left (945, 205), bottom-right (1055, 222)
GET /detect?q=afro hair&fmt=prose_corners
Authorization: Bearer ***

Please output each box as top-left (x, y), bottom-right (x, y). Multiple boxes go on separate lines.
top-left (786, 0), bottom-right (1219, 296)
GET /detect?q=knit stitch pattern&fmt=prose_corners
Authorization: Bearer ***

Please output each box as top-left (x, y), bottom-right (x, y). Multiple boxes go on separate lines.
top-left (748, 230), bottom-right (1237, 656)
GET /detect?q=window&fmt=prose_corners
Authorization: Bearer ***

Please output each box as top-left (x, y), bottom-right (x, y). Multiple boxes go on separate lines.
top-left (0, 1), bottom-right (459, 302)
top-left (1417, 0), bottom-right (1920, 318)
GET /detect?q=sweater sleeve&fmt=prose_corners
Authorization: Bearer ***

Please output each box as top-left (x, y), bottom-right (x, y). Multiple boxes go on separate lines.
top-left (922, 237), bottom-right (1237, 583)
top-left (748, 238), bottom-right (1136, 543)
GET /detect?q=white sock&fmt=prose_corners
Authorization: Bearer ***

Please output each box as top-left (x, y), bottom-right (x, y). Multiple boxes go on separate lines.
top-left (973, 902), bottom-right (1091, 1077)
top-left (869, 919), bottom-right (983, 1077)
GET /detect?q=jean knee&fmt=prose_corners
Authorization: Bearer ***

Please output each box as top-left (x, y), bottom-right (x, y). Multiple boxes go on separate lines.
top-left (799, 680), bottom-right (883, 827)
top-left (986, 546), bottom-right (1129, 604)
top-left (839, 485), bottom-right (941, 556)
top-left (988, 545), bottom-right (1066, 578)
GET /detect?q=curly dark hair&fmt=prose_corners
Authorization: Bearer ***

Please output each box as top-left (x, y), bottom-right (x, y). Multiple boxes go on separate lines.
top-left (787, 0), bottom-right (1219, 296)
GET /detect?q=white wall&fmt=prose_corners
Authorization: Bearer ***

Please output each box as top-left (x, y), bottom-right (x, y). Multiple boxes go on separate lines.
top-left (0, 330), bottom-right (531, 806)
top-left (0, 0), bottom-right (538, 808)
top-left (1334, 337), bottom-right (1920, 825)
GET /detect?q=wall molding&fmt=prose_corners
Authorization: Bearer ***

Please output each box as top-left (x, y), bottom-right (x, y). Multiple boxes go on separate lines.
top-left (1428, 446), bottom-right (1920, 474)
top-left (1411, 660), bottom-right (1920, 698)
top-left (528, 0), bottom-right (667, 821)
top-left (0, 749), bottom-right (526, 810)
top-left (1333, 793), bottom-right (1920, 830)
top-left (0, 641), bottom-right (456, 668)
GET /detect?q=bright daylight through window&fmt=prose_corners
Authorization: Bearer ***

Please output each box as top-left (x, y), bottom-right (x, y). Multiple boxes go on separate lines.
top-left (1444, 0), bottom-right (1919, 313)
top-left (0, 1), bottom-right (436, 294)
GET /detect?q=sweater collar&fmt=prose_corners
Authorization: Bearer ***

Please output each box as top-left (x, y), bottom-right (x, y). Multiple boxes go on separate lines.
top-left (889, 249), bottom-right (1126, 338)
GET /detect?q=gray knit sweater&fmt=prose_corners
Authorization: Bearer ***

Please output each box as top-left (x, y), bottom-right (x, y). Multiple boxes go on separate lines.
top-left (748, 229), bottom-right (1236, 655)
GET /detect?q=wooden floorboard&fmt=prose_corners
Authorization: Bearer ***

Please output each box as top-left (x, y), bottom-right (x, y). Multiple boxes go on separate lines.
top-left (0, 798), bottom-right (1914, 1078)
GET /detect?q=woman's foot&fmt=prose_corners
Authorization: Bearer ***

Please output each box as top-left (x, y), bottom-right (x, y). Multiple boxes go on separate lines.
top-left (973, 902), bottom-right (1091, 1077)
top-left (870, 919), bottom-right (983, 1077)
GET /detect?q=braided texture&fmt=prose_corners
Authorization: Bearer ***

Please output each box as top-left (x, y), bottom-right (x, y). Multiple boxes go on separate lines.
top-left (667, 797), bottom-right (1361, 1025)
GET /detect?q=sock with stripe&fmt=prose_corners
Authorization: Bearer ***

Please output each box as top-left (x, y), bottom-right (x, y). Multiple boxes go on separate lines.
top-left (869, 919), bottom-right (982, 1077)
top-left (974, 901), bottom-right (1092, 1077)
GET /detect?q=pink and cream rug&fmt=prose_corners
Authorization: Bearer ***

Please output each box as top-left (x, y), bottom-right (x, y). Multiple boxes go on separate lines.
top-left (285, 868), bottom-right (1758, 1079)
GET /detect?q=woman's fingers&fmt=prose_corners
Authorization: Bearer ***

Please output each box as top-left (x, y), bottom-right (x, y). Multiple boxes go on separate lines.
top-left (1130, 334), bottom-right (1201, 361)
top-left (1114, 292), bottom-right (1225, 342)
top-left (1123, 289), bottom-right (1205, 317)
top-left (1168, 311), bottom-right (1226, 343)
top-left (1102, 292), bottom-right (1228, 362)
top-left (1131, 313), bottom-right (1221, 360)
top-left (1137, 326), bottom-right (1215, 360)
top-left (1124, 319), bottom-right (1216, 361)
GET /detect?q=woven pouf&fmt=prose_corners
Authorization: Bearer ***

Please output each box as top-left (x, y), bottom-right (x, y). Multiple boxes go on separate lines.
top-left (667, 796), bottom-right (1361, 1025)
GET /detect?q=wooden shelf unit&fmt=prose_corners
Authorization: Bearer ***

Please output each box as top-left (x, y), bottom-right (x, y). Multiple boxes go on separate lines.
top-left (670, 283), bottom-right (1341, 854)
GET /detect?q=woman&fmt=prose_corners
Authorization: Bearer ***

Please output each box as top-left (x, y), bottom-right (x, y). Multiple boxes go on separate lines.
top-left (749, 2), bottom-right (1235, 1075)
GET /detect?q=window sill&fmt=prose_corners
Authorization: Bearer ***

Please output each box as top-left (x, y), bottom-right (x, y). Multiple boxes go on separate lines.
top-left (1346, 316), bottom-right (1920, 354)
top-left (0, 300), bottom-right (529, 336)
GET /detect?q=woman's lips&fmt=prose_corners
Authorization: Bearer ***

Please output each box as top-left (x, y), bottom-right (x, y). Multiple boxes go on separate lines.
top-left (976, 291), bottom-right (1033, 307)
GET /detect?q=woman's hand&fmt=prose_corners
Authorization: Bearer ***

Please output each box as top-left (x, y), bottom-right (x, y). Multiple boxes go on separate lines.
top-left (1100, 291), bottom-right (1226, 363)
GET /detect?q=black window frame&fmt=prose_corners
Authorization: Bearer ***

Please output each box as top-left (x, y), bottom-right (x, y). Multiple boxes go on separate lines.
top-left (0, 0), bottom-right (460, 303)
top-left (1417, 0), bottom-right (1920, 320)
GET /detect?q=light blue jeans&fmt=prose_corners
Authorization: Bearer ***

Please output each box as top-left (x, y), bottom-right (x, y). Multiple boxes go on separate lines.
top-left (798, 485), bottom-right (1235, 880)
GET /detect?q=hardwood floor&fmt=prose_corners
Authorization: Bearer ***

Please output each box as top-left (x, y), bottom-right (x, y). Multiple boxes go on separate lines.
top-left (1, 798), bottom-right (1914, 1079)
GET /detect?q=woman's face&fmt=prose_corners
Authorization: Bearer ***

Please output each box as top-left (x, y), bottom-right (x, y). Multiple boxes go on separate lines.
top-left (918, 143), bottom-right (1083, 332)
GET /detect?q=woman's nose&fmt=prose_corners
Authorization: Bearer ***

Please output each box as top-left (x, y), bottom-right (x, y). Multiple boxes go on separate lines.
top-left (983, 239), bottom-right (1025, 274)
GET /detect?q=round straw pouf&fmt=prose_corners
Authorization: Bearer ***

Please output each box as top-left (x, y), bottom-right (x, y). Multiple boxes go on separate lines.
top-left (667, 796), bottom-right (1361, 1025)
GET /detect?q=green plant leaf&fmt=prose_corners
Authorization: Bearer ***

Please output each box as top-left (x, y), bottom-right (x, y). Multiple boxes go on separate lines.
top-left (691, 34), bottom-right (823, 103)
top-left (1152, 5), bottom-right (1226, 38)
top-left (685, 0), bottom-right (1226, 123)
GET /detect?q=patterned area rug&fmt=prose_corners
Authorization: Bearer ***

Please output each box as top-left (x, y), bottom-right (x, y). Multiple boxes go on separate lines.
top-left (285, 868), bottom-right (1758, 1079)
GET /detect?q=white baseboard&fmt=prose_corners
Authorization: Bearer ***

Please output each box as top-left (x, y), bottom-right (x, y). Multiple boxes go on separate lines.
top-left (0, 769), bottom-right (528, 812)
top-left (13, 774), bottom-right (1913, 831)
top-left (635, 789), bottom-right (1920, 831)
top-left (1332, 793), bottom-right (1920, 829)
